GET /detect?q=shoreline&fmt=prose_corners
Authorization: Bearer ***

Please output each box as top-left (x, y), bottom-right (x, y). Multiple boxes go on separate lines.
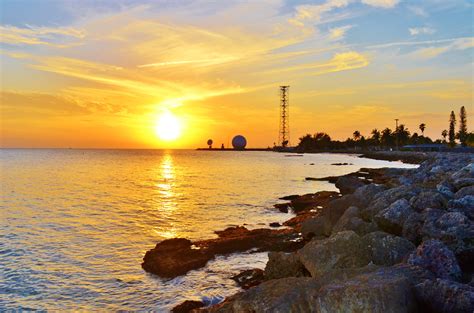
top-left (142, 151), bottom-right (474, 313)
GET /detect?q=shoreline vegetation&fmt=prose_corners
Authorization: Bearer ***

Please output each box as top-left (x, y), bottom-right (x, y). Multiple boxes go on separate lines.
top-left (142, 151), bottom-right (474, 313)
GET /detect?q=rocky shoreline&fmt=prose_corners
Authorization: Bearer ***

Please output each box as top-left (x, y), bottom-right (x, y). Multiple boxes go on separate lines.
top-left (142, 152), bottom-right (474, 313)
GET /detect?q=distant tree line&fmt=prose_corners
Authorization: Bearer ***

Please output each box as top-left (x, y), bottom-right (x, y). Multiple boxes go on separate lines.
top-left (296, 106), bottom-right (472, 152)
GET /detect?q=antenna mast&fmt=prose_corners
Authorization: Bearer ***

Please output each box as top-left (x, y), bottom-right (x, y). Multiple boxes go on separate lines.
top-left (279, 85), bottom-right (290, 147)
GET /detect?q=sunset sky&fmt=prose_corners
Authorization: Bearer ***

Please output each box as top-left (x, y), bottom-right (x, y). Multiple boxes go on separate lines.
top-left (1, 0), bottom-right (473, 148)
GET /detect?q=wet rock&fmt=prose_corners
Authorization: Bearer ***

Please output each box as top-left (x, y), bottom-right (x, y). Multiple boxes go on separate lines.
top-left (290, 191), bottom-right (339, 213)
top-left (407, 239), bottom-right (462, 281)
top-left (269, 222), bottom-right (281, 228)
top-left (172, 300), bottom-right (205, 313)
top-left (279, 194), bottom-right (299, 200)
top-left (231, 268), bottom-right (264, 289)
top-left (297, 231), bottom-right (370, 278)
top-left (363, 231), bottom-right (415, 266)
top-left (301, 215), bottom-right (332, 237)
top-left (335, 176), bottom-right (366, 195)
top-left (264, 251), bottom-right (309, 280)
top-left (410, 191), bottom-right (447, 212)
top-left (374, 198), bottom-right (414, 235)
top-left (273, 203), bottom-right (290, 213)
top-left (454, 185), bottom-right (474, 199)
top-left (316, 267), bottom-right (418, 313)
top-left (414, 278), bottom-right (474, 313)
top-left (331, 162), bottom-right (353, 166)
top-left (142, 226), bottom-right (306, 278)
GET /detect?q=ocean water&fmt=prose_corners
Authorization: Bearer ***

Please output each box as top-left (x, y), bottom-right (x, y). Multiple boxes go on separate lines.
top-left (0, 149), bottom-right (417, 311)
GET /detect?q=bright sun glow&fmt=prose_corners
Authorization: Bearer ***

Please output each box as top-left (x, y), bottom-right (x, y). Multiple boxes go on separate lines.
top-left (155, 111), bottom-right (181, 141)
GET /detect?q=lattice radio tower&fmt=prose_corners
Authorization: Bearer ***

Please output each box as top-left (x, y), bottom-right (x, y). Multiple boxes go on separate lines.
top-left (279, 85), bottom-right (290, 147)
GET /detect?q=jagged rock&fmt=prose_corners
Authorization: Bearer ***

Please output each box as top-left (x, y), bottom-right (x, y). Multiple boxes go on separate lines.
top-left (264, 252), bottom-right (309, 280)
top-left (289, 191), bottom-right (339, 213)
top-left (332, 206), bottom-right (378, 235)
top-left (231, 269), bottom-right (264, 289)
top-left (301, 215), bottom-right (332, 237)
top-left (172, 300), bottom-right (205, 313)
top-left (454, 185), bottom-right (474, 199)
top-left (363, 231), bottom-right (415, 266)
top-left (449, 195), bottom-right (474, 219)
top-left (297, 231), bottom-right (370, 278)
top-left (323, 194), bottom-right (356, 225)
top-left (452, 178), bottom-right (474, 190)
top-left (362, 185), bottom-right (419, 220)
top-left (414, 278), bottom-right (474, 313)
top-left (335, 176), bottom-right (366, 195)
top-left (316, 267), bottom-right (418, 313)
top-left (407, 240), bottom-right (462, 281)
top-left (437, 180), bottom-right (455, 198)
top-left (374, 198), bottom-right (414, 235)
top-left (402, 212), bottom-right (424, 244)
top-left (410, 191), bottom-right (447, 212)
top-left (451, 163), bottom-right (474, 181)
top-left (352, 183), bottom-right (386, 208)
top-left (273, 202), bottom-right (290, 213)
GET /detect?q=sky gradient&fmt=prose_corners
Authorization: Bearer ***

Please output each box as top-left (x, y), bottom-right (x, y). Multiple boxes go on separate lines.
top-left (1, 0), bottom-right (473, 148)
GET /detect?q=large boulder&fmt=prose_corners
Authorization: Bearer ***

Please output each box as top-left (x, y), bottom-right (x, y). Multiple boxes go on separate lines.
top-left (362, 231), bottom-right (415, 266)
top-left (264, 252), bottom-right (309, 280)
top-left (407, 240), bottom-right (462, 281)
top-left (332, 206), bottom-right (378, 236)
top-left (374, 198), bottom-right (414, 235)
top-left (402, 212), bottom-right (425, 245)
top-left (414, 278), bottom-right (474, 313)
top-left (452, 178), bottom-right (474, 191)
top-left (323, 194), bottom-right (356, 225)
top-left (454, 185), bottom-right (474, 199)
top-left (335, 176), bottom-right (366, 195)
top-left (362, 185), bottom-right (419, 220)
top-left (410, 191), bottom-right (447, 212)
top-left (315, 267), bottom-right (418, 313)
top-left (297, 231), bottom-right (370, 278)
top-left (449, 196), bottom-right (474, 219)
top-left (352, 183), bottom-right (386, 208)
top-left (301, 215), bottom-right (332, 238)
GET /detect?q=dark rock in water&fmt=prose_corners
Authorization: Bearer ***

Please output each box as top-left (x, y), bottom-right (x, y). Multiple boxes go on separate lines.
top-left (331, 162), bottom-right (353, 166)
top-left (335, 176), bottom-right (366, 195)
top-left (374, 198), bottom-right (414, 235)
top-left (264, 251), bottom-right (309, 280)
top-left (273, 202), bottom-right (290, 213)
top-left (301, 215), bottom-right (332, 237)
top-left (454, 185), bottom-right (474, 199)
top-left (269, 222), bottom-right (281, 228)
top-left (289, 191), bottom-right (338, 213)
top-left (142, 226), bottom-right (305, 278)
top-left (407, 239), bottom-right (462, 281)
top-left (172, 300), bottom-right (205, 313)
top-left (316, 269), bottom-right (418, 313)
top-left (414, 278), bottom-right (474, 313)
top-left (279, 194), bottom-right (300, 201)
top-left (297, 231), bottom-right (370, 278)
top-left (410, 191), bottom-right (447, 212)
top-left (231, 268), bottom-right (264, 289)
top-left (362, 231), bottom-right (415, 266)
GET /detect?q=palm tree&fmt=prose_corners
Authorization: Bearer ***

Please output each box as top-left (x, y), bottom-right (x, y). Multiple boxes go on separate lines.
top-left (441, 130), bottom-right (448, 143)
top-left (419, 123), bottom-right (426, 136)
top-left (371, 129), bottom-right (381, 146)
top-left (353, 130), bottom-right (361, 141)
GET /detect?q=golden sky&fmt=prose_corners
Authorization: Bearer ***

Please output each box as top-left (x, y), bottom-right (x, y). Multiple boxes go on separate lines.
top-left (1, 0), bottom-right (473, 148)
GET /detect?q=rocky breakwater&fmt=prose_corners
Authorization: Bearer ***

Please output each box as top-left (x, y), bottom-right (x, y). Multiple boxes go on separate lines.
top-left (192, 152), bottom-right (474, 313)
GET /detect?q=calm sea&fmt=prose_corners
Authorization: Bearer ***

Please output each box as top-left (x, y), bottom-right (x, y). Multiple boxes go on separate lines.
top-left (0, 149), bottom-right (416, 311)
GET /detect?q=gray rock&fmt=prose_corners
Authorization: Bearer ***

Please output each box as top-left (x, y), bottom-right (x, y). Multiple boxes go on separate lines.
top-left (335, 176), bottom-right (365, 195)
top-left (414, 278), bottom-right (474, 313)
top-left (316, 267), bottom-right (418, 313)
top-left (454, 185), bottom-right (474, 199)
top-left (363, 185), bottom-right (419, 220)
top-left (363, 231), bottom-right (415, 266)
top-left (297, 231), bottom-right (370, 278)
top-left (353, 183), bottom-right (386, 207)
top-left (437, 180), bottom-right (455, 198)
top-left (324, 194), bottom-right (357, 225)
top-left (402, 212), bottom-right (425, 245)
top-left (451, 163), bottom-right (474, 181)
top-left (374, 198), bottom-right (414, 235)
top-left (301, 215), bottom-right (332, 237)
top-left (264, 252), bottom-right (309, 280)
top-left (332, 206), bottom-right (378, 235)
top-left (453, 178), bottom-right (474, 191)
top-left (410, 191), bottom-right (447, 212)
top-left (407, 240), bottom-right (462, 281)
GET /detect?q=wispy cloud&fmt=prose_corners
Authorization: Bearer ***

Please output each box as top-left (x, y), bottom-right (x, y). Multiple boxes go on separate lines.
top-left (329, 25), bottom-right (353, 40)
top-left (412, 37), bottom-right (474, 58)
top-left (409, 27), bottom-right (436, 36)
top-left (0, 25), bottom-right (85, 47)
top-left (361, 0), bottom-right (400, 8)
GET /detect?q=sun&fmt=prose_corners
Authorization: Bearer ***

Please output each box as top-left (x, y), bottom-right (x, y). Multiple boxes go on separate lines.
top-left (155, 111), bottom-right (181, 141)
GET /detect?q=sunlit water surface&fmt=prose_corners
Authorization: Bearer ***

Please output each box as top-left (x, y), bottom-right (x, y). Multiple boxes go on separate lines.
top-left (0, 149), bottom-right (417, 311)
